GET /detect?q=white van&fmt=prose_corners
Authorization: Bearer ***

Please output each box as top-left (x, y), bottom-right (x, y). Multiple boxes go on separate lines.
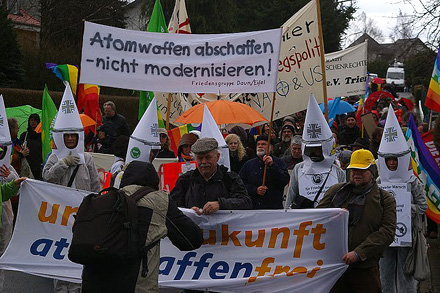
top-left (386, 61), bottom-right (405, 89)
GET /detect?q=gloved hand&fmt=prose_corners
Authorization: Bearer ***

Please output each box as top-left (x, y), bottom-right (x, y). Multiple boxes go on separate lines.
top-left (62, 152), bottom-right (80, 166)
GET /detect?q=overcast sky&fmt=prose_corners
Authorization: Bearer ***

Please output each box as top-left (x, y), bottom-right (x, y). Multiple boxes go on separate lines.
top-left (354, 0), bottom-right (423, 43)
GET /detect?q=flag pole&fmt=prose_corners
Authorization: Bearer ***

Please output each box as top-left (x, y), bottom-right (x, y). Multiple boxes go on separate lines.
top-left (262, 92), bottom-right (276, 187)
top-left (75, 19), bottom-right (85, 106)
top-left (429, 110), bottom-right (433, 130)
top-left (316, 0), bottom-right (329, 122)
top-left (166, 93), bottom-right (172, 130)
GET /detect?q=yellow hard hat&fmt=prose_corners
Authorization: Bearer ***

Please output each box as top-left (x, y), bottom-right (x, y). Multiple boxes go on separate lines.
top-left (347, 149), bottom-right (376, 169)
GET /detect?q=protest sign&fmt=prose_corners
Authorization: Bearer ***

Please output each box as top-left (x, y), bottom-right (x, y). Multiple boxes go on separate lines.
top-left (232, 0), bottom-right (323, 120)
top-left (0, 179), bottom-right (86, 283)
top-left (379, 183), bottom-right (412, 247)
top-left (80, 21), bottom-right (282, 94)
top-left (160, 208), bottom-right (348, 292)
top-left (325, 41), bottom-right (368, 98)
top-left (155, 0), bottom-right (326, 122)
top-left (0, 180), bottom-right (348, 292)
top-left (298, 170), bottom-right (340, 203)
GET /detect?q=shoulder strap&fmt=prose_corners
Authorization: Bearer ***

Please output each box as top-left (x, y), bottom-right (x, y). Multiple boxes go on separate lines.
top-left (312, 169), bottom-right (332, 204)
top-left (67, 165), bottom-right (80, 188)
top-left (140, 240), bottom-right (160, 278)
top-left (131, 186), bottom-right (156, 202)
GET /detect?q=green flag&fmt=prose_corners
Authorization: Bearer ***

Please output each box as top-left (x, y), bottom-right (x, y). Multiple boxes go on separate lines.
top-left (139, 0), bottom-right (169, 120)
top-left (41, 84), bottom-right (57, 160)
top-left (138, 90), bottom-right (155, 119)
top-left (147, 0), bottom-right (169, 34)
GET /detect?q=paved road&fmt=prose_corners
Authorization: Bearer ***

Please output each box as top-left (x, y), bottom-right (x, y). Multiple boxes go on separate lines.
top-left (3, 270), bottom-right (179, 292)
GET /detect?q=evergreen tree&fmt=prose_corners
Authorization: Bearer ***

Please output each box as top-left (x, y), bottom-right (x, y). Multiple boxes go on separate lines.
top-left (0, 3), bottom-right (23, 87)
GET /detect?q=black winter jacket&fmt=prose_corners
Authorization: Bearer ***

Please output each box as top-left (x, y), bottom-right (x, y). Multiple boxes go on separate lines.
top-left (170, 164), bottom-right (252, 210)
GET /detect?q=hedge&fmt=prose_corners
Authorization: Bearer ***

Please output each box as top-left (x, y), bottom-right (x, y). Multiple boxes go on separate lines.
top-left (1, 87), bottom-right (141, 132)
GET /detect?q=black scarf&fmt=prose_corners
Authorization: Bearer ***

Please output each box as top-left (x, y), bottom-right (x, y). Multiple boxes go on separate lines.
top-left (332, 181), bottom-right (374, 225)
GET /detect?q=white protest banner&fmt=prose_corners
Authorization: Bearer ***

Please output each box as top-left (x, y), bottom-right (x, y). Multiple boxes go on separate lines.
top-left (0, 179), bottom-right (86, 283)
top-left (159, 209), bottom-right (348, 292)
top-left (0, 180), bottom-right (348, 292)
top-left (80, 21), bottom-right (282, 94)
top-left (231, 0), bottom-right (323, 120)
top-left (379, 183), bottom-right (412, 247)
top-left (325, 41), bottom-right (368, 98)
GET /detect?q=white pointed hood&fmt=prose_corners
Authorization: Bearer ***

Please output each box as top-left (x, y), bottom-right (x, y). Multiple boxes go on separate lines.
top-left (200, 105), bottom-right (230, 170)
top-left (0, 95), bottom-right (12, 167)
top-left (126, 97), bottom-right (161, 164)
top-left (302, 94), bottom-right (336, 174)
top-left (52, 84), bottom-right (85, 164)
top-left (378, 105), bottom-right (411, 182)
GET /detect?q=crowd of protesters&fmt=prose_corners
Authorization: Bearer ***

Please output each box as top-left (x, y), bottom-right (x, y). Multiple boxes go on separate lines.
top-left (1, 82), bottom-right (437, 293)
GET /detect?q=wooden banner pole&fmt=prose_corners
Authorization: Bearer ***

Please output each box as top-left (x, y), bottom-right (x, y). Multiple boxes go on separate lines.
top-left (316, 0), bottom-right (329, 122)
top-left (262, 92), bottom-right (277, 187)
top-left (166, 93), bottom-right (172, 130)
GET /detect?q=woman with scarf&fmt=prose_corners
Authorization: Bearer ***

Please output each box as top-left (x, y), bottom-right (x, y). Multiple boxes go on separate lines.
top-left (177, 133), bottom-right (198, 162)
top-left (19, 114), bottom-right (42, 179)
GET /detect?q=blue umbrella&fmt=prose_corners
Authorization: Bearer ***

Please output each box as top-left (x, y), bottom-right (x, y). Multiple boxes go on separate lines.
top-left (319, 99), bottom-right (355, 115)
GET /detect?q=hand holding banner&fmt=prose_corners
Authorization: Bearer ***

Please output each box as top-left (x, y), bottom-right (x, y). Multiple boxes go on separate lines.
top-left (0, 180), bottom-right (348, 292)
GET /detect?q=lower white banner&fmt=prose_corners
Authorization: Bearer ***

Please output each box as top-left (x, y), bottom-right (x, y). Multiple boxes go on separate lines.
top-left (0, 179), bottom-right (348, 292)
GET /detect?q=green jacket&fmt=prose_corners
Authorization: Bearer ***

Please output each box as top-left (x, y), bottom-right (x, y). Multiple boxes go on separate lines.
top-left (317, 182), bottom-right (396, 268)
top-left (0, 181), bottom-right (18, 224)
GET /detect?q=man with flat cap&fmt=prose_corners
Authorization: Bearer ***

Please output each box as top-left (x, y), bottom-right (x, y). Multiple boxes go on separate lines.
top-left (170, 137), bottom-right (252, 215)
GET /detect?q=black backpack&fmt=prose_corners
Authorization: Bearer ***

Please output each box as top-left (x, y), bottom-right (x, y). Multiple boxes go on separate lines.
top-left (68, 187), bottom-right (157, 276)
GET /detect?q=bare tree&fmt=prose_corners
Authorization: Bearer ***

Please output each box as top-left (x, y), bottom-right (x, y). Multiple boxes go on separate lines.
top-left (389, 9), bottom-right (414, 42)
top-left (405, 0), bottom-right (440, 49)
top-left (342, 11), bottom-right (384, 47)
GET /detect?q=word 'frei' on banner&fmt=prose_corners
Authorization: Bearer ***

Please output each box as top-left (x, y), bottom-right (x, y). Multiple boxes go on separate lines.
top-left (159, 208), bottom-right (348, 292)
top-left (0, 179), bottom-right (348, 292)
top-left (161, 221), bottom-right (327, 281)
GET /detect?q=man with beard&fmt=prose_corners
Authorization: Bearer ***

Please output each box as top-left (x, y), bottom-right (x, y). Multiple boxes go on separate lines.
top-left (273, 124), bottom-right (295, 157)
top-left (171, 137), bottom-right (251, 214)
top-left (239, 135), bottom-right (290, 209)
top-left (317, 149), bottom-right (396, 292)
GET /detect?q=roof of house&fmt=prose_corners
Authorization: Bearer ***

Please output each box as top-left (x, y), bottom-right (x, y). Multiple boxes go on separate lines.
top-left (348, 33), bottom-right (430, 62)
top-left (8, 9), bottom-right (40, 27)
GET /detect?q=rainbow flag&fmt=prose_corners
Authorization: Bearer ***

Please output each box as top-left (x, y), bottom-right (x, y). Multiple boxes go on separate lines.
top-left (46, 63), bottom-right (79, 95)
top-left (46, 63), bottom-right (100, 111)
top-left (425, 44), bottom-right (440, 112)
top-left (41, 85), bottom-right (57, 160)
top-left (406, 114), bottom-right (440, 223)
top-left (168, 124), bottom-right (201, 155)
